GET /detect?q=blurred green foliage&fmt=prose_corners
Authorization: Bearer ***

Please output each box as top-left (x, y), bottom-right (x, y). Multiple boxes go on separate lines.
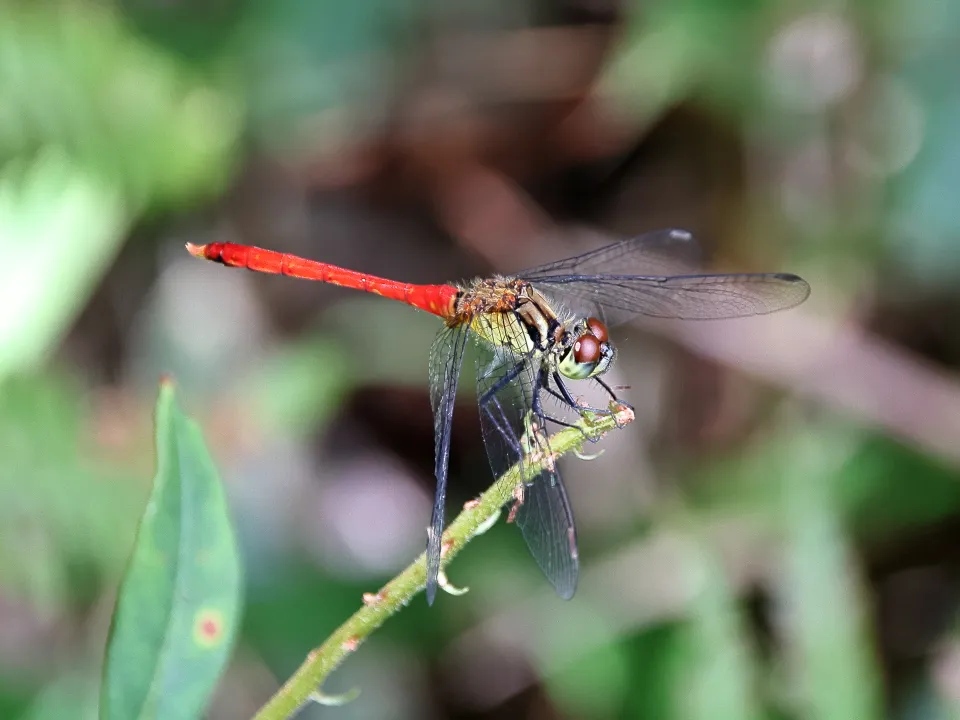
top-left (0, 374), bottom-right (146, 605)
top-left (0, 4), bottom-right (240, 208)
top-left (0, 153), bottom-right (125, 380)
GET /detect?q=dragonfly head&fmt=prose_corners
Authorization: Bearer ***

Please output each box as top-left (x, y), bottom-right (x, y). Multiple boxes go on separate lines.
top-left (557, 317), bottom-right (616, 380)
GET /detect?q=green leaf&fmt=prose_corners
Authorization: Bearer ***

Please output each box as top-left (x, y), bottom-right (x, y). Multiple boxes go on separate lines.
top-left (101, 380), bottom-right (242, 720)
top-left (0, 152), bottom-right (127, 383)
top-left (542, 608), bottom-right (631, 719)
top-left (776, 433), bottom-right (883, 720)
top-left (673, 529), bottom-right (762, 720)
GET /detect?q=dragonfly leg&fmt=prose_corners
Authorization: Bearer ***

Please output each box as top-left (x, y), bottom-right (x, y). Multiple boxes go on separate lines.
top-left (478, 356), bottom-right (530, 407)
top-left (541, 412), bottom-right (588, 432)
top-left (534, 368), bottom-right (595, 443)
top-left (551, 372), bottom-right (620, 421)
top-left (540, 383), bottom-right (601, 434)
top-left (594, 376), bottom-right (634, 408)
top-left (592, 376), bottom-right (634, 428)
top-left (539, 380), bottom-right (569, 407)
top-left (537, 398), bottom-right (595, 439)
top-left (479, 372), bottom-right (549, 487)
top-left (481, 395), bottom-right (521, 456)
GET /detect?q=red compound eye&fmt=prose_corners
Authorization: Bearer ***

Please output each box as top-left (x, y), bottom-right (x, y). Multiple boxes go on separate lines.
top-left (586, 317), bottom-right (608, 343)
top-left (573, 334), bottom-right (601, 364)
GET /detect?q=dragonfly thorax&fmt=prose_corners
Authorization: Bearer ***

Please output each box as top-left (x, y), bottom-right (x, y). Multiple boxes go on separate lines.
top-left (458, 278), bottom-right (616, 380)
top-left (512, 286), bottom-right (616, 380)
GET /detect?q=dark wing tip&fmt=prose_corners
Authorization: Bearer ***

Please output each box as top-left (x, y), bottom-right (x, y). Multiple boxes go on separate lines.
top-left (425, 580), bottom-right (437, 606)
top-left (773, 272), bottom-right (807, 283)
top-left (774, 273), bottom-right (812, 308)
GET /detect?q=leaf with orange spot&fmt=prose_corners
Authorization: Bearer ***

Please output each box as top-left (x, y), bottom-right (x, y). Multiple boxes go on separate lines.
top-left (101, 380), bottom-right (242, 719)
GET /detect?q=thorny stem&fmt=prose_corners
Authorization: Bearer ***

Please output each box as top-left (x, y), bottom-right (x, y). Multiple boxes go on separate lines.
top-left (252, 404), bottom-right (635, 720)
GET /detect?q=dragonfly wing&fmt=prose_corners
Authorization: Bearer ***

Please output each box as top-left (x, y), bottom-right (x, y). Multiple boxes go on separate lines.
top-left (532, 272), bottom-right (810, 322)
top-left (426, 323), bottom-right (470, 605)
top-left (519, 228), bottom-right (810, 323)
top-left (520, 228), bottom-right (704, 279)
top-left (512, 458), bottom-right (579, 599)
top-left (474, 314), bottom-right (579, 599)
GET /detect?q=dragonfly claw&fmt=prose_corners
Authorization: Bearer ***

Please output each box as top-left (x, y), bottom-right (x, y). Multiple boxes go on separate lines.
top-left (438, 569), bottom-right (469, 596)
top-left (614, 403), bottom-right (636, 424)
top-left (605, 400), bottom-right (634, 428)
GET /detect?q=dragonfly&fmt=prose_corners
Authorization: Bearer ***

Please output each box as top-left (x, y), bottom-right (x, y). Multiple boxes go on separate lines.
top-left (186, 229), bottom-right (810, 604)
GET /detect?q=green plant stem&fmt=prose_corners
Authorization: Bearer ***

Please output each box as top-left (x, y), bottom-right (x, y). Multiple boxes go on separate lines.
top-left (252, 404), bottom-right (634, 720)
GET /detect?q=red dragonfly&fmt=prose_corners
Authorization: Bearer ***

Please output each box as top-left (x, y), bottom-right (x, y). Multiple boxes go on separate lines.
top-left (187, 229), bottom-right (809, 604)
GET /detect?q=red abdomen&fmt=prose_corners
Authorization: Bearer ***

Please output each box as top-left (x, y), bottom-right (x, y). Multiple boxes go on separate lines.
top-left (188, 242), bottom-right (459, 319)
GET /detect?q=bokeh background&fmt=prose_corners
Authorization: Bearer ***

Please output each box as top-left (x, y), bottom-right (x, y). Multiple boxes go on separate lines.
top-left (3, 0), bottom-right (960, 717)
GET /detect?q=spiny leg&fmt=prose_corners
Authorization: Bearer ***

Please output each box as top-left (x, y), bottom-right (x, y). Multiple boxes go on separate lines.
top-left (552, 371), bottom-right (629, 429)
top-left (533, 366), bottom-right (595, 442)
top-left (594, 375), bottom-right (634, 410)
top-left (479, 361), bottom-right (541, 502)
top-left (478, 359), bottom-right (527, 407)
top-left (540, 412), bottom-right (587, 431)
top-left (534, 391), bottom-right (606, 459)
top-left (539, 384), bottom-right (605, 437)
top-left (478, 356), bottom-right (569, 468)
top-left (552, 371), bottom-right (618, 415)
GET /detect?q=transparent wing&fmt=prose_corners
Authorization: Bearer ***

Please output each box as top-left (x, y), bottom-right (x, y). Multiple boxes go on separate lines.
top-left (474, 314), bottom-right (579, 599)
top-left (521, 228), bottom-right (705, 279)
top-left (426, 323), bottom-right (470, 605)
top-left (519, 228), bottom-right (810, 323)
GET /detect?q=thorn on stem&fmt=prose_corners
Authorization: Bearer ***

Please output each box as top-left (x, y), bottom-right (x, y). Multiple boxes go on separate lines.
top-left (573, 447), bottom-right (605, 461)
top-left (440, 536), bottom-right (455, 558)
top-left (438, 570), bottom-right (469, 596)
top-left (362, 591), bottom-right (385, 607)
top-left (310, 686), bottom-right (361, 707)
top-left (471, 507), bottom-right (501, 538)
top-left (507, 485), bottom-right (525, 524)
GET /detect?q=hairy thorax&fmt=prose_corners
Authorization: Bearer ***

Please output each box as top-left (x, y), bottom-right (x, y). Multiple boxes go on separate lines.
top-left (454, 277), bottom-right (570, 358)
top-left (453, 277), bottom-right (527, 318)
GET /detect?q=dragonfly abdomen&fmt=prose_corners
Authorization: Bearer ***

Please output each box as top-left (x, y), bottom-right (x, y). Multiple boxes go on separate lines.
top-left (186, 242), bottom-right (459, 318)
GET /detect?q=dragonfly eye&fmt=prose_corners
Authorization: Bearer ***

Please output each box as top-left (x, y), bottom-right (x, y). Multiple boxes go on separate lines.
top-left (586, 317), bottom-right (608, 343)
top-left (573, 334), bottom-right (601, 364)
top-left (558, 332), bottom-right (616, 380)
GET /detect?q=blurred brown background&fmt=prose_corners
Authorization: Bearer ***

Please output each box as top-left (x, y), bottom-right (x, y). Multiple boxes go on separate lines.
top-left (3, 0), bottom-right (960, 717)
